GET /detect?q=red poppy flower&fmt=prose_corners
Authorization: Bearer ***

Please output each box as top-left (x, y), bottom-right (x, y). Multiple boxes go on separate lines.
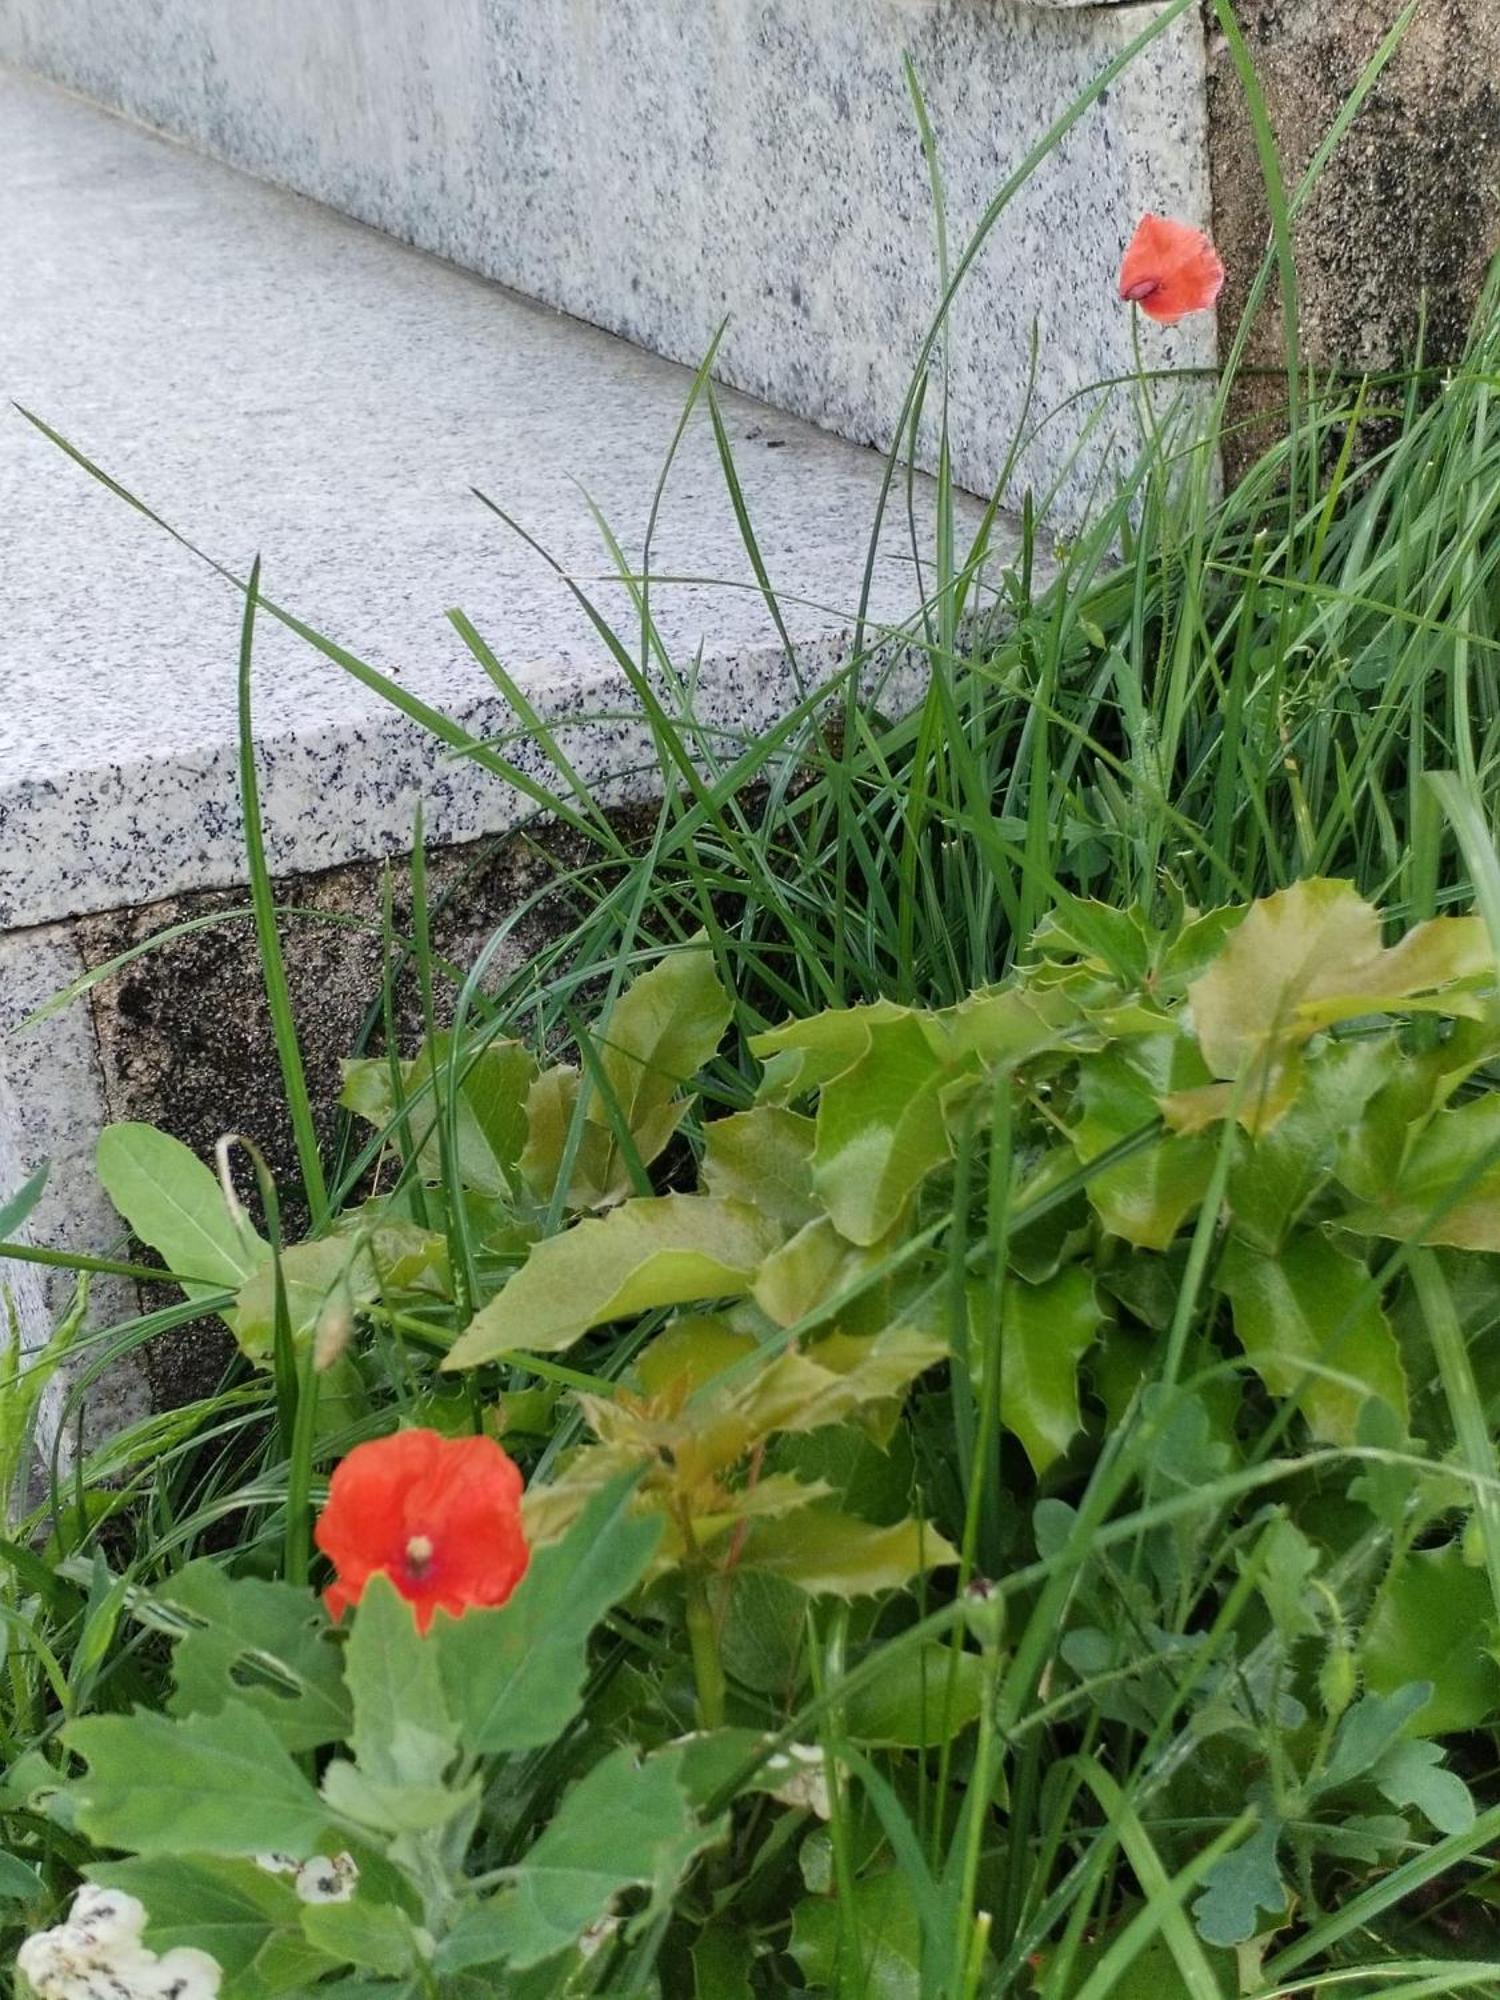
top-left (1118, 214), bottom-right (1225, 325)
top-left (316, 1428), bottom-right (529, 1632)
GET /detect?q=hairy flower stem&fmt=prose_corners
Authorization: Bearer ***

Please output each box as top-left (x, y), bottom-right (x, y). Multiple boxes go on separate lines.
top-left (676, 1507), bottom-right (728, 1731)
top-left (684, 1566), bottom-right (727, 1732)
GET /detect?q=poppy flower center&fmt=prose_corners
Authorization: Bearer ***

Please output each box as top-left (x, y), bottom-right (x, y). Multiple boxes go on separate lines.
top-left (404, 1533), bottom-right (435, 1579)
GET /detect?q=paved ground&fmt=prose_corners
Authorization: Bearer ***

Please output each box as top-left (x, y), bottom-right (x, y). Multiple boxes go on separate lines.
top-left (0, 67), bottom-right (1002, 930)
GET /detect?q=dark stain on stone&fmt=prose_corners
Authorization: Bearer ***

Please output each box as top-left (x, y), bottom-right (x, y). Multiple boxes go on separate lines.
top-left (1206, 0), bottom-right (1500, 474)
top-left (76, 820), bottom-right (635, 1408)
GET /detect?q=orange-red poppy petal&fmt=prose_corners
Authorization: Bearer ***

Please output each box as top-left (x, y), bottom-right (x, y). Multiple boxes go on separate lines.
top-left (315, 1428), bottom-right (529, 1630)
top-left (1118, 214), bottom-right (1224, 325)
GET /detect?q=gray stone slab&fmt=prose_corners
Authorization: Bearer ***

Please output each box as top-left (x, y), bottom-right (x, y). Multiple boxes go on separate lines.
top-left (0, 65), bottom-right (1002, 933)
top-left (0, 0), bottom-right (1215, 528)
top-left (0, 920), bottom-right (149, 1440)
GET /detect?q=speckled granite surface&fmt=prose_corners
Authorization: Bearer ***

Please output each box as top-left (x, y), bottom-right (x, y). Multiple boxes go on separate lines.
top-left (0, 920), bottom-right (147, 1434)
top-left (0, 66), bottom-right (999, 933)
top-left (0, 0), bottom-right (1215, 526)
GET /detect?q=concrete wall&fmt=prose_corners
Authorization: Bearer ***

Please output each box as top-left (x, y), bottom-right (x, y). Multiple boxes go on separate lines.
top-left (0, 0), bottom-right (1216, 523)
top-left (1207, 0), bottom-right (1500, 465)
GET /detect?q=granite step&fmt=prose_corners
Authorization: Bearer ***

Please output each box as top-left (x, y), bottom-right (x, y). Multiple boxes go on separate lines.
top-left (0, 0), bottom-right (1215, 531)
top-left (0, 66), bottom-right (1005, 1394)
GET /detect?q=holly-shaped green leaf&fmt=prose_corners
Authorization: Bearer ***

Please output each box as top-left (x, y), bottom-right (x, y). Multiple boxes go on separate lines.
top-left (996, 1266), bottom-right (1105, 1477)
top-left (812, 1015), bottom-right (955, 1245)
top-left (1361, 1542), bottom-right (1500, 1734)
top-left (1219, 1231), bottom-right (1408, 1445)
top-left (445, 1196), bottom-right (779, 1364)
top-left (739, 1506), bottom-right (957, 1598)
top-left (1073, 1034), bottom-right (1215, 1250)
top-left (520, 942), bottom-right (729, 1208)
top-left (1339, 1096), bottom-right (1500, 1252)
top-left (1187, 881), bottom-right (1488, 1133)
top-left (701, 1106), bottom-right (818, 1232)
top-left (341, 1034), bottom-right (536, 1199)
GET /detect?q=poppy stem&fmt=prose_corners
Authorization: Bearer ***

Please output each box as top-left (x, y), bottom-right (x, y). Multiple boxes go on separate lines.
top-left (677, 1506), bottom-right (727, 1731)
top-left (684, 1569), bottom-right (727, 1733)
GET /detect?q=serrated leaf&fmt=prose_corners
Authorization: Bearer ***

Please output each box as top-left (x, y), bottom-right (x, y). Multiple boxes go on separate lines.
top-left (96, 1123), bottom-right (267, 1311)
top-left (463, 1745), bottom-right (713, 1971)
top-left (739, 1506), bottom-right (957, 1597)
top-left (1191, 1815), bottom-right (1286, 1949)
top-left (1319, 1683), bottom-right (1432, 1792)
top-left (445, 1195), bottom-right (778, 1364)
top-left (996, 1266), bottom-right (1105, 1477)
top-left (751, 1000), bottom-right (911, 1104)
top-left (790, 1873), bottom-right (922, 2000)
top-left (521, 942), bottom-right (729, 1209)
top-left (669, 1326), bottom-right (945, 1485)
top-left (752, 1215), bottom-right (890, 1330)
top-left (1339, 1095), bottom-right (1500, 1250)
top-left (1219, 1232), bottom-right (1408, 1445)
top-left (590, 941), bottom-right (731, 1168)
top-left (66, 1704), bottom-right (331, 1857)
top-left (701, 1106), bottom-right (818, 1231)
top-left (1361, 1542), bottom-right (1500, 1734)
top-left (1073, 1035), bottom-right (1215, 1250)
top-left (1226, 1038), bottom-right (1390, 1254)
top-left (1374, 1737), bottom-right (1476, 1836)
top-left (1187, 882), bottom-right (1488, 1134)
top-left (812, 1015), bottom-right (954, 1245)
top-left (843, 1641), bottom-right (989, 1748)
top-left (341, 1034), bottom-right (536, 1199)
top-left (161, 1562), bottom-right (350, 1750)
top-left (437, 1473), bottom-right (660, 1754)
top-left (634, 1314), bottom-right (759, 1399)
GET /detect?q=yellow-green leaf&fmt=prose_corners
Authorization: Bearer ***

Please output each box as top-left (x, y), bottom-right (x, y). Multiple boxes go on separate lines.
top-left (993, 1267), bottom-right (1105, 1477)
top-left (1188, 881), bottom-right (1489, 1133)
top-left (444, 1196), bottom-right (779, 1364)
top-left (340, 1034), bottom-right (536, 1197)
top-left (1219, 1231), bottom-right (1408, 1445)
top-left (701, 1106), bottom-right (818, 1231)
top-left (1338, 1096), bottom-right (1500, 1251)
top-left (813, 1016), bottom-right (954, 1245)
top-left (1073, 1034), bottom-right (1215, 1250)
top-left (739, 1506), bottom-right (957, 1597)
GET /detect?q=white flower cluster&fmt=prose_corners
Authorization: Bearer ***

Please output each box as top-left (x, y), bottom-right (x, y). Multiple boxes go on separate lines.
top-left (17, 1886), bottom-right (221, 2000)
top-left (253, 1852), bottom-right (359, 1904)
